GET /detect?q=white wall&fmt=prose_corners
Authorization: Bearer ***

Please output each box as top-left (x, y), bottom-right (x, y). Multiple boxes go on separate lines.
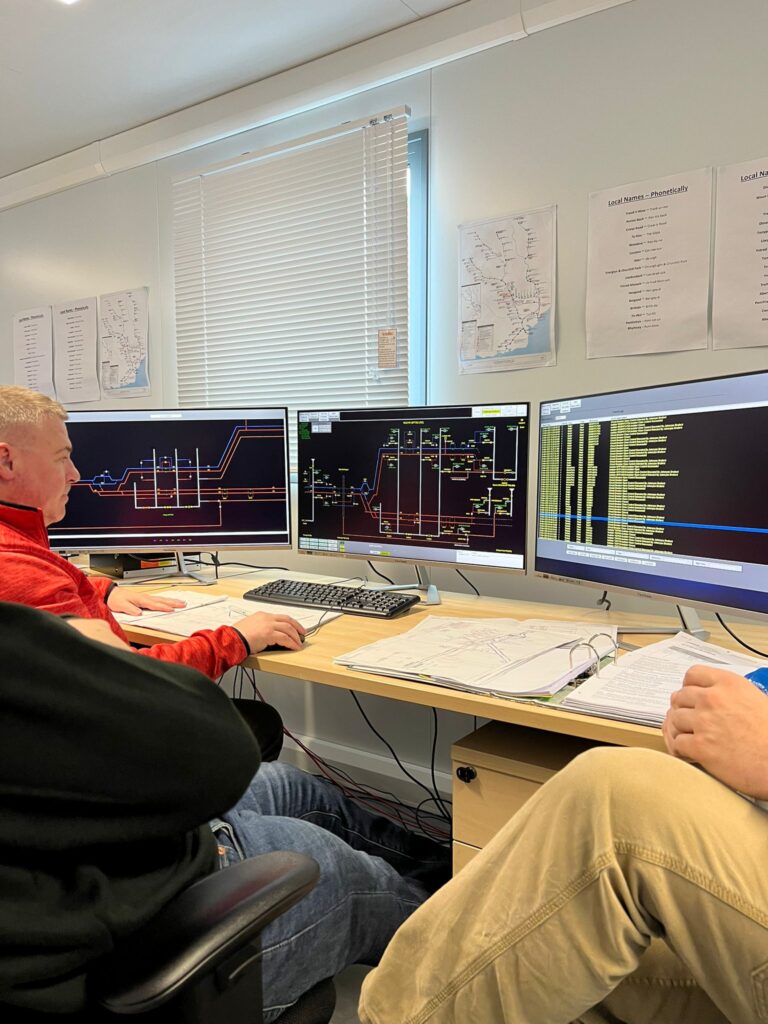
top-left (0, 163), bottom-right (166, 410)
top-left (2, 0), bottom-right (767, 785)
top-left (427, 0), bottom-right (768, 612)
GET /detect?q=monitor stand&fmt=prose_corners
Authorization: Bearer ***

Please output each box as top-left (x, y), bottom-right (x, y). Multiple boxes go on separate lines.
top-left (171, 552), bottom-right (213, 585)
top-left (370, 565), bottom-right (442, 605)
top-left (614, 603), bottom-right (708, 641)
top-left (89, 552), bottom-right (214, 585)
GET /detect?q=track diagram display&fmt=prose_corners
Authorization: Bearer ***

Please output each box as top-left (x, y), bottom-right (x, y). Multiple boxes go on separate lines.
top-left (49, 408), bottom-right (290, 551)
top-left (297, 405), bottom-right (529, 570)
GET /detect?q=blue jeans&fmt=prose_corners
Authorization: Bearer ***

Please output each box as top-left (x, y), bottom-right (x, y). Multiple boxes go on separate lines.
top-left (211, 762), bottom-right (449, 1023)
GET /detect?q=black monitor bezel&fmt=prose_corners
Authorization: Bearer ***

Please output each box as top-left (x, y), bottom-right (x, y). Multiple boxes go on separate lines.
top-left (295, 402), bottom-right (531, 574)
top-left (48, 406), bottom-right (292, 555)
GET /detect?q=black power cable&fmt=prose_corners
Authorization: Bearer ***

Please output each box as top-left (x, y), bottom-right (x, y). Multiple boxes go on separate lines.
top-left (241, 668), bottom-right (450, 840)
top-left (455, 569), bottom-right (479, 597)
top-left (429, 708), bottom-right (452, 820)
top-left (715, 613), bottom-right (768, 658)
top-left (367, 560), bottom-right (394, 585)
top-left (350, 691), bottom-right (451, 822)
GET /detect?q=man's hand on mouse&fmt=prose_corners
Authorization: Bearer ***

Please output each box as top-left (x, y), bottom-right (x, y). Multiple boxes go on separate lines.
top-left (236, 611), bottom-right (306, 652)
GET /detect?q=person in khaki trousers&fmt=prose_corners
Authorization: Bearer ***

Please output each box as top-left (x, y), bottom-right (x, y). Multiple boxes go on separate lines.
top-left (359, 664), bottom-right (768, 1024)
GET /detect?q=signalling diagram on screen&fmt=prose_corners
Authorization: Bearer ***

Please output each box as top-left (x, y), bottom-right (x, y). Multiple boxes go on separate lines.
top-left (58, 417), bottom-right (288, 544)
top-left (297, 406), bottom-right (529, 566)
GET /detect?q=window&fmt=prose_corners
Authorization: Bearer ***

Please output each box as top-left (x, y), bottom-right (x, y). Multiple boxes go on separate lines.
top-left (172, 110), bottom-right (420, 450)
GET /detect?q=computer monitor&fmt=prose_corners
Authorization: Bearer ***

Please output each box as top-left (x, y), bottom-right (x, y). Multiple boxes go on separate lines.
top-left (49, 407), bottom-right (291, 554)
top-left (296, 403), bottom-right (530, 573)
top-left (535, 370), bottom-right (768, 616)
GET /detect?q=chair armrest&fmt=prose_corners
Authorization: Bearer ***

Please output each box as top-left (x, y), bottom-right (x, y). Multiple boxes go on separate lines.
top-left (96, 851), bottom-right (319, 1014)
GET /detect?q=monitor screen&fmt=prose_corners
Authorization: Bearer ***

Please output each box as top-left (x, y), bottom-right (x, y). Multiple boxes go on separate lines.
top-left (297, 404), bottom-right (530, 571)
top-left (535, 371), bottom-right (768, 615)
top-left (49, 408), bottom-right (291, 553)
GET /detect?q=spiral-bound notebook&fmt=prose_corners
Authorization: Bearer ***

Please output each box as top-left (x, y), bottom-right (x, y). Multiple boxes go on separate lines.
top-left (335, 616), bottom-right (618, 699)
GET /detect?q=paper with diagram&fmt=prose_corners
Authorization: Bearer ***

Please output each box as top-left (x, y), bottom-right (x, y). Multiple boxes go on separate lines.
top-left (99, 287), bottom-right (151, 398)
top-left (336, 616), bottom-right (617, 698)
top-left (459, 206), bottom-right (556, 373)
top-left (114, 593), bottom-right (340, 637)
top-left (111, 589), bottom-right (226, 625)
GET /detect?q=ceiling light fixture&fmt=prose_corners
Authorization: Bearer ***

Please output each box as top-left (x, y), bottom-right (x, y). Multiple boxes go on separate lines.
top-left (57, 0), bottom-right (82, 5)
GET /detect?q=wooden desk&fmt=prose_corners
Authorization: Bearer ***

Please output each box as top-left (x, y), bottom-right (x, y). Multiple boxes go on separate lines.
top-left (119, 575), bottom-right (768, 754)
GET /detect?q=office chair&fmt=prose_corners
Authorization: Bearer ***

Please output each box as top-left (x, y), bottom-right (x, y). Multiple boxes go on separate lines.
top-left (14, 852), bottom-right (336, 1024)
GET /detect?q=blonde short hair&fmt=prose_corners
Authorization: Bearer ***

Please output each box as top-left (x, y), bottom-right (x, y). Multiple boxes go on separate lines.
top-left (0, 386), bottom-right (68, 440)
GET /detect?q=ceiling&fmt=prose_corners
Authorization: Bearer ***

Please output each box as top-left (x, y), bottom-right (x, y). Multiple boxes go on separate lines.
top-left (0, 0), bottom-right (466, 180)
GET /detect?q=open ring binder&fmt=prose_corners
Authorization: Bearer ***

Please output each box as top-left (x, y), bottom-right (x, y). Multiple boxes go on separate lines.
top-left (569, 641), bottom-right (602, 676)
top-left (587, 632), bottom-right (619, 665)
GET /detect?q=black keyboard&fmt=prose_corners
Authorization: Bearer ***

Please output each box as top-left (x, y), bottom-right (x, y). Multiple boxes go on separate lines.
top-left (243, 579), bottom-right (420, 618)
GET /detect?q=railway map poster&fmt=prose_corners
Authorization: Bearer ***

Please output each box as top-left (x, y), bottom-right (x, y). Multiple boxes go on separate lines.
top-left (99, 287), bottom-right (151, 398)
top-left (459, 206), bottom-right (556, 374)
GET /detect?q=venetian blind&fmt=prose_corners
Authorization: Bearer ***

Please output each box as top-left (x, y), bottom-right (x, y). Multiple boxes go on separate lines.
top-left (172, 110), bottom-right (409, 451)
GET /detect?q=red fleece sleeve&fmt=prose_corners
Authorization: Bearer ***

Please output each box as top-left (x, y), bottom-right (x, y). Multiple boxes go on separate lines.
top-left (136, 625), bottom-right (249, 680)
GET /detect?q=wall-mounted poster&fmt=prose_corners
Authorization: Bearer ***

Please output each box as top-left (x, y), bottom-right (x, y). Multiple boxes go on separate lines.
top-left (53, 297), bottom-right (100, 404)
top-left (586, 167), bottom-right (712, 358)
top-left (712, 156), bottom-right (768, 350)
top-left (99, 287), bottom-right (151, 398)
top-left (13, 306), bottom-right (55, 397)
top-left (459, 206), bottom-right (556, 374)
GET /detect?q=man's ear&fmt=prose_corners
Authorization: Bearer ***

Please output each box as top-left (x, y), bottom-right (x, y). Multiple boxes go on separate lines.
top-left (0, 441), bottom-right (16, 481)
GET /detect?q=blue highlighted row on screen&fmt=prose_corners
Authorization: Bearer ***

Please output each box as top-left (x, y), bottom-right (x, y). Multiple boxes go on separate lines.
top-left (538, 513), bottom-right (768, 535)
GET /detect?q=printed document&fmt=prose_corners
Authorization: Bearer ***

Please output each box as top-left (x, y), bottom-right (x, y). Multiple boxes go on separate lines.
top-left (53, 297), bottom-right (100, 403)
top-left (13, 306), bottom-right (55, 398)
top-left (712, 155), bottom-right (768, 350)
top-left (336, 617), bottom-right (617, 698)
top-left (586, 168), bottom-right (711, 358)
top-left (114, 591), bottom-right (340, 636)
top-left (562, 633), bottom-right (767, 726)
top-left (111, 589), bottom-right (226, 625)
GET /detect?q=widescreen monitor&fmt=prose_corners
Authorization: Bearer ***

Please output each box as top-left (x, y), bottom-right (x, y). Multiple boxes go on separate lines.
top-left (49, 407), bottom-right (291, 553)
top-left (297, 404), bottom-right (530, 571)
top-left (535, 371), bottom-right (768, 615)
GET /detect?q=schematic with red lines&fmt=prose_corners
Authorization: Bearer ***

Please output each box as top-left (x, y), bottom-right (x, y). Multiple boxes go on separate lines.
top-left (297, 404), bottom-right (529, 571)
top-left (49, 407), bottom-right (291, 552)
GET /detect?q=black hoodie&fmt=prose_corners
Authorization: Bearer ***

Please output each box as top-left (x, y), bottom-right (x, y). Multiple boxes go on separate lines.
top-left (0, 603), bottom-right (260, 1013)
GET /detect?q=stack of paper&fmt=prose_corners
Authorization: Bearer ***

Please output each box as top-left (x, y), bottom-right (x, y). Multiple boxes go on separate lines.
top-left (561, 633), bottom-right (768, 726)
top-left (335, 617), bottom-right (618, 698)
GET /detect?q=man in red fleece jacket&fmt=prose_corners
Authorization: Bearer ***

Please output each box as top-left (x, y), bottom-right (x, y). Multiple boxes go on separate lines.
top-left (0, 385), bottom-right (304, 680)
